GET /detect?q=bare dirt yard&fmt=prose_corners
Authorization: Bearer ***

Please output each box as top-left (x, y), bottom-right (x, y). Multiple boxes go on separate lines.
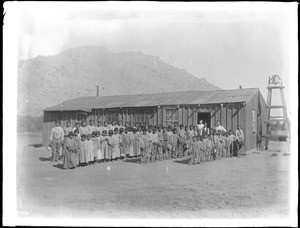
top-left (17, 134), bottom-right (291, 219)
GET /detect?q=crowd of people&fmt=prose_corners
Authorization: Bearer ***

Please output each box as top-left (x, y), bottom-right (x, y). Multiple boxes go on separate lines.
top-left (48, 119), bottom-right (244, 169)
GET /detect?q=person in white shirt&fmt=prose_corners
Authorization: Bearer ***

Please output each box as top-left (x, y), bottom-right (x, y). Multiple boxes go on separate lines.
top-left (102, 121), bottom-right (109, 133)
top-left (49, 121), bottom-right (64, 162)
top-left (197, 120), bottom-right (204, 136)
top-left (87, 120), bottom-right (96, 134)
top-left (73, 122), bottom-right (81, 136)
top-left (96, 120), bottom-right (103, 134)
top-left (203, 122), bottom-right (210, 135)
top-left (80, 121), bottom-right (89, 136)
top-left (235, 125), bottom-right (244, 151)
top-left (215, 120), bottom-right (226, 132)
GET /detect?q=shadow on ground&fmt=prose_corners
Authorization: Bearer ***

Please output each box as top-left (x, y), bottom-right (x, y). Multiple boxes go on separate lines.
top-left (53, 163), bottom-right (65, 170)
top-left (173, 159), bottom-right (190, 165)
top-left (39, 157), bottom-right (53, 162)
top-left (123, 157), bottom-right (141, 164)
top-left (29, 143), bottom-right (43, 148)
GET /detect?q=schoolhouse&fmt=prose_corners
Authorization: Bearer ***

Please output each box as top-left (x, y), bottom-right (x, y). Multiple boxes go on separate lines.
top-left (42, 87), bottom-right (267, 154)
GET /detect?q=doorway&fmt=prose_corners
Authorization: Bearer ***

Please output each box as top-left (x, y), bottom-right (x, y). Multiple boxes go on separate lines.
top-left (197, 112), bottom-right (211, 128)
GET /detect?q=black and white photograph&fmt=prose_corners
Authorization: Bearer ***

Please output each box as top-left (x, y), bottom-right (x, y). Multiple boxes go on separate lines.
top-left (3, 2), bottom-right (298, 227)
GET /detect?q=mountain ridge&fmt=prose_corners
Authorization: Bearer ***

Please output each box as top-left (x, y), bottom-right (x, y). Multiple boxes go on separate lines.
top-left (18, 46), bottom-right (220, 116)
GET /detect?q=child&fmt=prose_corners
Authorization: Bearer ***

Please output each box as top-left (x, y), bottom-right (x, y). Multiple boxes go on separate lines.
top-left (193, 125), bottom-right (198, 138)
top-left (112, 128), bottom-right (122, 160)
top-left (99, 130), bottom-right (108, 162)
top-left (151, 127), bottom-right (159, 162)
top-left (228, 130), bottom-right (237, 158)
top-left (178, 124), bottom-right (186, 158)
top-left (128, 127), bottom-right (135, 158)
top-left (96, 121), bottom-right (103, 135)
top-left (72, 122), bottom-right (81, 138)
top-left (214, 130), bottom-right (222, 159)
top-left (197, 136), bottom-right (206, 164)
top-left (156, 126), bottom-right (164, 161)
top-left (220, 131), bottom-right (226, 158)
top-left (132, 128), bottom-right (141, 158)
top-left (88, 120), bottom-right (97, 135)
top-left (80, 121), bottom-right (90, 136)
top-left (224, 132), bottom-right (231, 157)
top-left (189, 125), bottom-right (194, 140)
top-left (257, 133), bottom-right (262, 151)
top-left (173, 128), bottom-right (180, 159)
top-left (140, 128), bottom-right (151, 164)
top-left (79, 134), bottom-right (88, 166)
top-left (63, 132), bottom-right (78, 169)
top-left (189, 136), bottom-right (198, 165)
top-left (85, 134), bottom-right (94, 165)
top-left (91, 131), bottom-right (99, 163)
top-left (119, 128), bottom-right (126, 159)
top-left (203, 122), bottom-right (210, 136)
top-left (161, 127), bottom-right (168, 160)
top-left (73, 129), bottom-right (81, 165)
top-left (107, 130), bottom-right (116, 161)
top-left (165, 126), bottom-right (173, 159)
top-left (63, 121), bottom-right (73, 138)
top-left (204, 134), bottom-right (212, 162)
top-left (122, 128), bottom-right (131, 161)
top-left (96, 131), bottom-right (102, 163)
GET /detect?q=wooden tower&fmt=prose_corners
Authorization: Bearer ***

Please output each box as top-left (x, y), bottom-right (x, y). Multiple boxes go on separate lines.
top-left (265, 75), bottom-right (290, 152)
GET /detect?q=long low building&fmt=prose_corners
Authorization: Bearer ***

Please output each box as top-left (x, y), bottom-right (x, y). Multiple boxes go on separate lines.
top-left (43, 87), bottom-right (267, 154)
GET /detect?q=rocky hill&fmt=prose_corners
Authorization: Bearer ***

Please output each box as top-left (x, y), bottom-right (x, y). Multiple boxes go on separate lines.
top-left (18, 46), bottom-right (220, 116)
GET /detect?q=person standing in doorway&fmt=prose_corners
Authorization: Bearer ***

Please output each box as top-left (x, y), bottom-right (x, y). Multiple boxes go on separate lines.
top-left (197, 120), bottom-right (204, 136)
top-left (49, 121), bottom-right (64, 162)
top-left (203, 122), bottom-right (210, 135)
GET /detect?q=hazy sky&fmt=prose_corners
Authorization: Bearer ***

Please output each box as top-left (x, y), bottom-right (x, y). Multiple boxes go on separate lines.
top-left (15, 2), bottom-right (297, 111)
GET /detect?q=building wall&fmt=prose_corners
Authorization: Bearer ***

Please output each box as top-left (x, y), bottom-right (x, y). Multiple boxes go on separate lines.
top-left (243, 90), bottom-right (267, 153)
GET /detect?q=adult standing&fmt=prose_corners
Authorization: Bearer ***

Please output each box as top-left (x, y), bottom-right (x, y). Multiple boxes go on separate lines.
top-left (235, 124), bottom-right (244, 151)
top-left (197, 120), bottom-right (204, 136)
top-left (49, 121), bottom-right (64, 162)
top-left (215, 120), bottom-right (226, 132)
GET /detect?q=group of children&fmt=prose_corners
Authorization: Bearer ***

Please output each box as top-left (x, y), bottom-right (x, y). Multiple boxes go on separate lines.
top-left (52, 120), bottom-right (242, 169)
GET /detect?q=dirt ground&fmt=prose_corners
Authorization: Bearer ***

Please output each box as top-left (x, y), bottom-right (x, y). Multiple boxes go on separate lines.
top-left (16, 134), bottom-right (291, 219)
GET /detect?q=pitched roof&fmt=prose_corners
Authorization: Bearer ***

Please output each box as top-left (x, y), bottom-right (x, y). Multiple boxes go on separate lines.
top-left (44, 88), bottom-right (260, 112)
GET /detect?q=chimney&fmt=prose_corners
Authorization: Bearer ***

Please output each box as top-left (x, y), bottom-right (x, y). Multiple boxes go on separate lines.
top-left (96, 85), bottom-right (100, 96)
top-left (239, 85), bottom-right (242, 89)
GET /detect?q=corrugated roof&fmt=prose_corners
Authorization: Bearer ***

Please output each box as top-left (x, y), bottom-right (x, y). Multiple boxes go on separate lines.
top-left (45, 88), bottom-right (259, 112)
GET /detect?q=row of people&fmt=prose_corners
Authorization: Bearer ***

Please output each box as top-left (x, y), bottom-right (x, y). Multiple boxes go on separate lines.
top-left (59, 127), bottom-right (244, 169)
top-left (62, 119), bottom-right (227, 139)
top-left (49, 120), bottom-right (244, 164)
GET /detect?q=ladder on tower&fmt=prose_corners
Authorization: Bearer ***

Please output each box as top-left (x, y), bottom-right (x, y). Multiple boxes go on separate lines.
top-left (265, 75), bottom-right (290, 152)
